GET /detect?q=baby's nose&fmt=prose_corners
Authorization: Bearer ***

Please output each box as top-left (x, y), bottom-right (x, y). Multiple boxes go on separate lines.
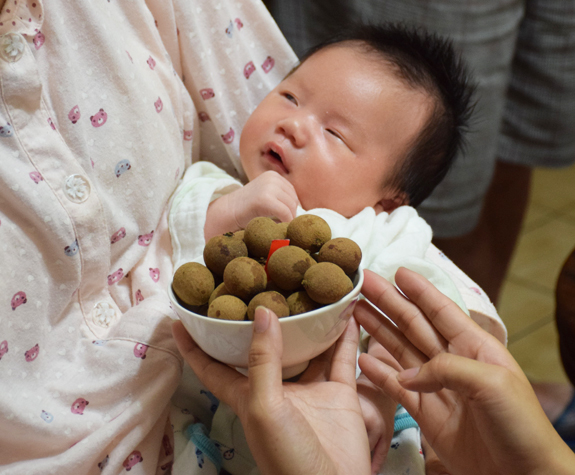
top-left (276, 115), bottom-right (310, 148)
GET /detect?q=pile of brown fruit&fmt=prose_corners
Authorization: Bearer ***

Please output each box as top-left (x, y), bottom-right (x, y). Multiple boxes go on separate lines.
top-left (172, 215), bottom-right (362, 321)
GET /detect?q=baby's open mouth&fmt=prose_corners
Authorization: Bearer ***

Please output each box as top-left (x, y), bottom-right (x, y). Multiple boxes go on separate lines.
top-left (268, 149), bottom-right (282, 162)
top-left (264, 145), bottom-right (288, 174)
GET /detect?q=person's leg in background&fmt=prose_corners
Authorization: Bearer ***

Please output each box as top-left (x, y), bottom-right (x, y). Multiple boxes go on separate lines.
top-left (489, 0), bottom-right (575, 428)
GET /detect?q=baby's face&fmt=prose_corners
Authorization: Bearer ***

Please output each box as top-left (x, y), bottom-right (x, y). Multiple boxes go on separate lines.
top-left (240, 45), bottom-right (431, 216)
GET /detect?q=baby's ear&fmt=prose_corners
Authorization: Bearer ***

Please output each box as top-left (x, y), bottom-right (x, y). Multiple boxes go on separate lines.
top-left (374, 192), bottom-right (408, 215)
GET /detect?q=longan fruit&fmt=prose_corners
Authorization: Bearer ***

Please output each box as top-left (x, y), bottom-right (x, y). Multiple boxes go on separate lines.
top-left (172, 262), bottom-right (215, 307)
top-left (287, 215), bottom-right (331, 253)
top-left (302, 262), bottom-right (353, 304)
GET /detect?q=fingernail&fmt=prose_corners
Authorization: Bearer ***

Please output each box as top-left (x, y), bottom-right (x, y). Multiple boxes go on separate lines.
top-left (253, 307), bottom-right (270, 333)
top-left (397, 366), bottom-right (420, 382)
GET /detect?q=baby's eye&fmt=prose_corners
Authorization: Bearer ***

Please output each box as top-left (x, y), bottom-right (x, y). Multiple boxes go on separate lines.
top-left (282, 93), bottom-right (297, 104)
top-left (327, 129), bottom-right (343, 141)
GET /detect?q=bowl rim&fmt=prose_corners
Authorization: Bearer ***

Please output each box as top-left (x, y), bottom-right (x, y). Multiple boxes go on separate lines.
top-left (169, 265), bottom-right (364, 325)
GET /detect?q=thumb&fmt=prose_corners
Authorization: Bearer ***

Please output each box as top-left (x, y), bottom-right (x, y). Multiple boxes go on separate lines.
top-left (248, 307), bottom-right (284, 402)
top-left (397, 353), bottom-right (498, 397)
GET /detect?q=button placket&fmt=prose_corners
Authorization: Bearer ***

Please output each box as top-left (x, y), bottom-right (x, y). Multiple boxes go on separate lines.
top-left (92, 301), bottom-right (117, 329)
top-left (64, 174), bottom-right (91, 203)
top-left (0, 32), bottom-right (26, 63)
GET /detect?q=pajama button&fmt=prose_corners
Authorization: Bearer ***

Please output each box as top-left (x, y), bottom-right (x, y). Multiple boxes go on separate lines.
top-left (0, 33), bottom-right (26, 63)
top-left (64, 174), bottom-right (91, 203)
top-left (92, 302), bottom-right (117, 328)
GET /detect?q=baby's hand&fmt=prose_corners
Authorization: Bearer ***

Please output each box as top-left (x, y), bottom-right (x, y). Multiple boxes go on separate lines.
top-left (205, 171), bottom-right (300, 239)
top-left (231, 171), bottom-right (300, 228)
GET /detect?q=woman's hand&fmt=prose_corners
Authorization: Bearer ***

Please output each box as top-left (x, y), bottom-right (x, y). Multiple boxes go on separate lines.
top-left (172, 309), bottom-right (371, 475)
top-left (355, 268), bottom-right (575, 475)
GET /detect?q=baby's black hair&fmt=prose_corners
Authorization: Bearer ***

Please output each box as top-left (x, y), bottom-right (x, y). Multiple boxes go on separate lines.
top-left (300, 23), bottom-right (475, 208)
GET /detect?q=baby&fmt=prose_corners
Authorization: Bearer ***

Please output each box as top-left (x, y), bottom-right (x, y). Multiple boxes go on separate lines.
top-left (169, 23), bottom-right (484, 475)
top-left (202, 23), bottom-right (472, 238)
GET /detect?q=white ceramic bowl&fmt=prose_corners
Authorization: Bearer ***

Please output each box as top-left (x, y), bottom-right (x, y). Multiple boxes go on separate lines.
top-left (169, 267), bottom-right (363, 379)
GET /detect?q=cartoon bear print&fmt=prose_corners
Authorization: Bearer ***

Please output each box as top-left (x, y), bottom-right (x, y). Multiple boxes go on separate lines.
top-left (33, 31), bottom-right (45, 50)
top-left (71, 397), bottom-right (89, 415)
top-left (138, 231), bottom-right (154, 247)
top-left (183, 129), bottom-right (193, 141)
top-left (29, 171), bottom-right (44, 184)
top-left (11, 291), bottom-right (27, 310)
top-left (147, 55), bottom-right (156, 70)
top-left (123, 450), bottom-right (143, 471)
top-left (133, 342), bottom-right (148, 359)
top-left (261, 56), bottom-right (275, 74)
top-left (221, 127), bottom-right (235, 144)
top-left (25, 343), bottom-right (39, 362)
top-left (114, 159), bottom-right (131, 178)
top-left (41, 410), bottom-right (54, 423)
top-left (149, 268), bottom-right (160, 283)
top-left (47, 118), bottom-right (56, 130)
top-left (215, 442), bottom-right (235, 461)
top-left (90, 109), bottom-right (108, 128)
top-left (225, 20), bottom-right (233, 38)
top-left (64, 239), bottom-right (79, 257)
top-left (199, 88), bottom-right (215, 100)
top-left (0, 340), bottom-right (8, 360)
top-left (244, 61), bottom-right (256, 79)
top-left (135, 289), bottom-right (144, 305)
top-left (162, 434), bottom-right (173, 456)
top-left (234, 18), bottom-right (243, 30)
top-left (98, 455), bottom-right (110, 470)
top-left (111, 227), bottom-right (127, 244)
top-left (154, 97), bottom-right (163, 113)
top-left (198, 111), bottom-right (210, 122)
top-left (0, 123), bottom-right (13, 137)
top-left (68, 105), bottom-right (81, 124)
top-left (107, 268), bottom-right (124, 285)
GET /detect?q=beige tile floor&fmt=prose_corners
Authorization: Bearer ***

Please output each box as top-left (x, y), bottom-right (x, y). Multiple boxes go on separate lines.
top-left (498, 163), bottom-right (575, 383)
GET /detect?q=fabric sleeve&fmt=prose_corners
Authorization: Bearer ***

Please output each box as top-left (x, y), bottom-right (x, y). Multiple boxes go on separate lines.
top-left (170, 0), bottom-right (298, 178)
top-left (169, 161), bottom-right (243, 270)
top-left (425, 244), bottom-right (507, 345)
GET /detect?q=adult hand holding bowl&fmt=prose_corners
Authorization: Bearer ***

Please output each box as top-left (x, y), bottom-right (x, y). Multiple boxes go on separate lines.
top-left (169, 215), bottom-right (363, 379)
top-left (168, 267), bottom-right (363, 379)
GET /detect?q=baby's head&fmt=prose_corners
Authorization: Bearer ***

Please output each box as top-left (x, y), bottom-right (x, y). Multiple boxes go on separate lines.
top-left (239, 23), bottom-right (474, 217)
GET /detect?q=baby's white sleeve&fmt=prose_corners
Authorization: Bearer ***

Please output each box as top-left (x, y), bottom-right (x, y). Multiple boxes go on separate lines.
top-left (169, 161), bottom-right (243, 269)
